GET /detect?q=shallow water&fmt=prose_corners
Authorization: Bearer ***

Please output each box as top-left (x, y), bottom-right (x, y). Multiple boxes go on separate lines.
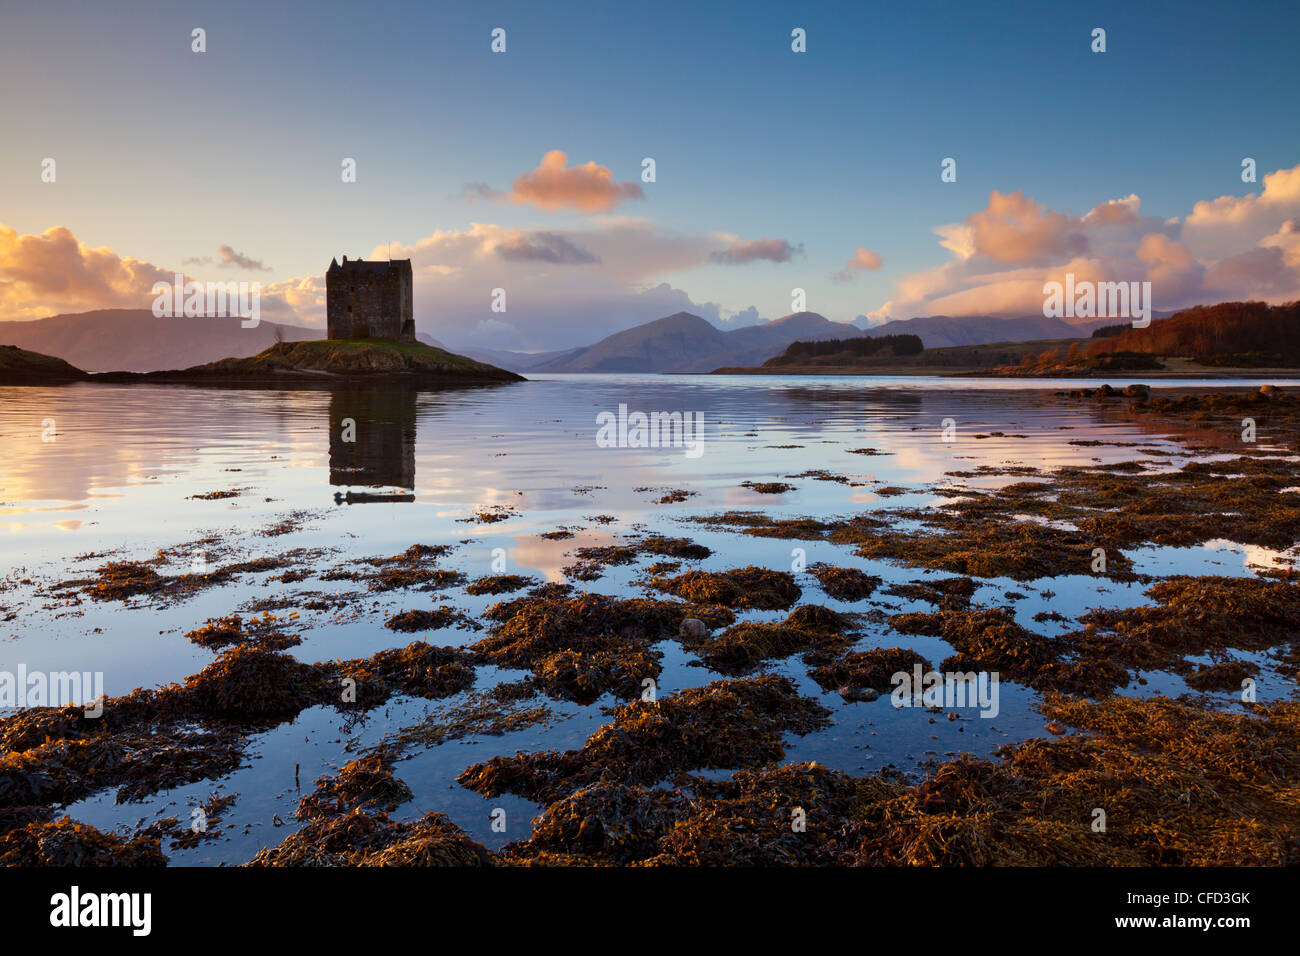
top-left (0, 373), bottom-right (1290, 863)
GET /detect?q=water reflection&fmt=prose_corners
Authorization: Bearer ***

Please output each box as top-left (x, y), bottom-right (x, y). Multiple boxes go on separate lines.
top-left (328, 388), bottom-right (417, 503)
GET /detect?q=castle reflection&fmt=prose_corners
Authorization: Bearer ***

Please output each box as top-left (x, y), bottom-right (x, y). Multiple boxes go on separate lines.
top-left (328, 387), bottom-right (417, 503)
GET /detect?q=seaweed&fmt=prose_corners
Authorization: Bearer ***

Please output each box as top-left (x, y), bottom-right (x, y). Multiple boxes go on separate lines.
top-left (458, 675), bottom-right (831, 803)
top-left (649, 567), bottom-right (802, 610)
top-left (807, 563), bottom-right (881, 601)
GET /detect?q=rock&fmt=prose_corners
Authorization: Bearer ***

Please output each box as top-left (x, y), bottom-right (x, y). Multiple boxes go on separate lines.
top-left (1121, 384), bottom-right (1150, 399)
top-left (1260, 384), bottom-right (1278, 398)
top-left (679, 618), bottom-right (708, 639)
top-left (1094, 384), bottom-right (1116, 398)
top-left (839, 686), bottom-right (880, 702)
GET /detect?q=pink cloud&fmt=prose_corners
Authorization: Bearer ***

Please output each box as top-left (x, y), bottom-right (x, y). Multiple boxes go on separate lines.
top-left (833, 246), bottom-right (882, 281)
top-left (510, 150), bottom-right (644, 213)
top-left (0, 224), bottom-right (172, 319)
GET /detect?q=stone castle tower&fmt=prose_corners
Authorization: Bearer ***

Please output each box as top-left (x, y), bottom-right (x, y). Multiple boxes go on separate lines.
top-left (326, 256), bottom-right (415, 342)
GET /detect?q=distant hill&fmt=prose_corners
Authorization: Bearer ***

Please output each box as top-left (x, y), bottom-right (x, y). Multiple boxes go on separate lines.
top-left (0, 309), bottom-right (319, 372)
top-left (859, 314), bottom-right (1118, 349)
top-left (760, 334), bottom-right (925, 369)
top-left (531, 311), bottom-right (866, 373)
top-left (460, 345), bottom-right (587, 372)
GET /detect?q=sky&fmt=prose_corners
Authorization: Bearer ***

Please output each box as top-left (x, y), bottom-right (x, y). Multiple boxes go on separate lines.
top-left (1, 0), bottom-right (1299, 350)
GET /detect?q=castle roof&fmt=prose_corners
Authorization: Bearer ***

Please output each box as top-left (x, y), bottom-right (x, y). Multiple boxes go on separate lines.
top-left (328, 256), bottom-right (412, 275)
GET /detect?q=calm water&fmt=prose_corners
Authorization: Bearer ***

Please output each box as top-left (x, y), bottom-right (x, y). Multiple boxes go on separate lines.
top-left (0, 374), bottom-right (1289, 863)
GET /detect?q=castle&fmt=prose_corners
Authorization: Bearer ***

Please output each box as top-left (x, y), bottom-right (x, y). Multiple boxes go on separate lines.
top-left (325, 256), bottom-right (415, 342)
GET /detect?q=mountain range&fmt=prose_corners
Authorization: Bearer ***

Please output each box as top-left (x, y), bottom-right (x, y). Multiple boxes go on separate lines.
top-left (0, 308), bottom-right (1133, 375)
top-left (465, 311), bottom-right (1120, 373)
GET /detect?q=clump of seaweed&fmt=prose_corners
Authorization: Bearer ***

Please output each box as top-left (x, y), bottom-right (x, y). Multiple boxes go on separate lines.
top-left (885, 576), bottom-right (978, 611)
top-left (807, 563), bottom-right (881, 601)
top-left (185, 612), bottom-right (302, 651)
top-left (1071, 575), bottom-right (1300, 684)
top-left (533, 649), bottom-right (661, 704)
top-left (336, 642), bottom-right (477, 704)
top-left (185, 614), bottom-right (246, 649)
top-left (685, 512), bottom-right (840, 540)
top-left (79, 560), bottom-right (232, 601)
top-left (809, 647), bottom-right (933, 700)
top-left (458, 505), bottom-right (517, 524)
top-left (741, 481), bottom-right (797, 494)
top-left (1185, 660), bottom-right (1258, 692)
top-left (458, 675), bottom-right (831, 803)
top-left (465, 574), bottom-right (538, 596)
top-left (384, 605), bottom-right (479, 632)
top-left (852, 519), bottom-right (1137, 582)
top-left (499, 781), bottom-right (692, 865)
top-left (0, 817), bottom-right (166, 866)
top-left (469, 592), bottom-right (691, 702)
top-left (635, 535), bottom-right (711, 560)
top-left (295, 752), bottom-right (413, 818)
top-left (649, 567), bottom-right (802, 610)
top-left (329, 544), bottom-right (463, 592)
top-left (691, 622), bottom-right (822, 673)
top-left (891, 608), bottom-right (1065, 687)
top-left (564, 545), bottom-right (638, 580)
top-left (249, 738), bottom-right (494, 866)
top-left (683, 605), bottom-right (856, 673)
top-left (182, 646), bottom-right (324, 716)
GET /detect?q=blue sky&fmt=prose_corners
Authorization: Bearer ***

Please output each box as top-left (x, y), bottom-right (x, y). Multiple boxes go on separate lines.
top-left (2, 0), bottom-right (1299, 348)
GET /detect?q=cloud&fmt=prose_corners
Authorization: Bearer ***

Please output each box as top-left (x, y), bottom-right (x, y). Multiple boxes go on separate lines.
top-left (833, 246), bottom-right (883, 281)
top-left (0, 224), bottom-right (172, 320)
top-left (963, 190), bottom-right (1089, 264)
top-left (866, 164), bottom-right (1300, 322)
top-left (510, 150), bottom-right (644, 213)
top-left (457, 182), bottom-right (508, 204)
top-left (182, 245), bottom-right (271, 271)
top-left (708, 237), bottom-right (803, 264)
top-left (717, 305), bottom-right (769, 328)
top-left (256, 274), bottom-right (326, 327)
top-left (215, 245), bottom-right (269, 271)
top-left (495, 231), bottom-right (600, 264)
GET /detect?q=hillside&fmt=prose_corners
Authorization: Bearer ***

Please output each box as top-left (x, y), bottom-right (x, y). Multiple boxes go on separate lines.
top-left (530, 312), bottom-right (729, 372)
top-left (97, 339), bottom-right (524, 385)
top-left (993, 301), bottom-right (1300, 376)
top-left (0, 345), bottom-right (89, 384)
top-left (532, 311), bottom-right (865, 373)
top-left (1085, 301), bottom-right (1300, 366)
top-left (0, 309), bottom-right (319, 372)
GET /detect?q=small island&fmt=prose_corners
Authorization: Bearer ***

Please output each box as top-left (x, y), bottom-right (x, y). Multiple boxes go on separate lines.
top-left (1, 258), bottom-right (523, 386)
top-left (0, 344), bottom-right (89, 384)
top-left (96, 338), bottom-right (524, 385)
